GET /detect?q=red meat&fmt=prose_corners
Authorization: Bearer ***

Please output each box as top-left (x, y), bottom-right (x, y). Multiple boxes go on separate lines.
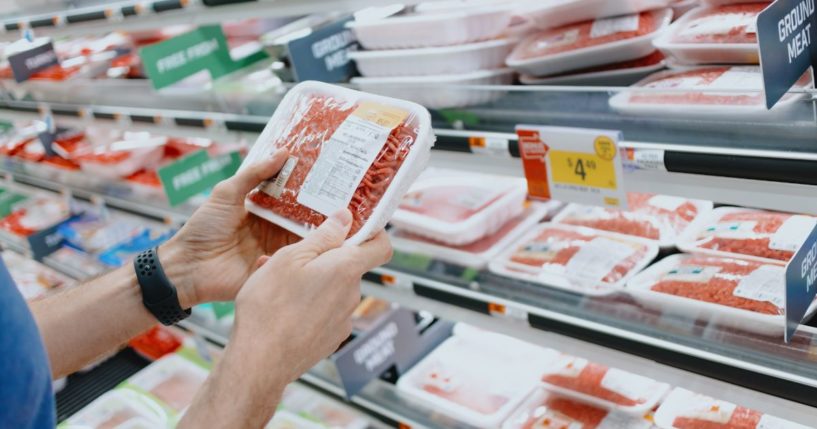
top-left (543, 363), bottom-right (642, 406)
top-left (630, 67), bottom-right (763, 106)
top-left (544, 51), bottom-right (665, 78)
top-left (522, 397), bottom-right (608, 429)
top-left (673, 4), bottom-right (765, 44)
top-left (673, 407), bottom-right (762, 429)
top-left (695, 210), bottom-right (799, 262)
top-left (248, 95), bottom-right (417, 237)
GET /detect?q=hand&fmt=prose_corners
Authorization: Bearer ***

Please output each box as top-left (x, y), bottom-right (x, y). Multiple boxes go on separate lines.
top-left (160, 149), bottom-right (300, 308)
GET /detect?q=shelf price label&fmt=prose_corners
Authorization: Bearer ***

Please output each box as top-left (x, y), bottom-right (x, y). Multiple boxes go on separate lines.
top-left (516, 125), bottom-right (627, 209)
top-left (785, 223), bottom-right (817, 342)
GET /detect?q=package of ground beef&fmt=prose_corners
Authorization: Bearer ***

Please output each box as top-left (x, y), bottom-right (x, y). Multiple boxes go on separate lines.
top-left (654, 3), bottom-right (766, 64)
top-left (553, 193), bottom-right (712, 249)
top-left (609, 66), bottom-right (812, 119)
top-left (502, 387), bottom-right (655, 429)
top-left (627, 254), bottom-right (817, 335)
top-left (489, 223), bottom-right (658, 295)
top-left (539, 355), bottom-right (670, 415)
top-left (61, 388), bottom-right (171, 429)
top-left (521, 0), bottom-right (673, 30)
top-left (73, 133), bottom-right (167, 180)
top-left (125, 353), bottom-right (209, 414)
top-left (507, 9), bottom-right (672, 76)
top-left (243, 81), bottom-right (434, 245)
top-left (678, 207), bottom-right (817, 265)
top-left (0, 196), bottom-right (72, 237)
top-left (519, 51), bottom-right (667, 86)
top-left (3, 250), bottom-right (73, 301)
top-left (654, 388), bottom-right (811, 429)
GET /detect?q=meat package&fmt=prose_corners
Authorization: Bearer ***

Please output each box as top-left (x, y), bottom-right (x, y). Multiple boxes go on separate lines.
top-left (519, 51), bottom-right (667, 86)
top-left (391, 200), bottom-right (562, 269)
top-left (0, 196), bottom-right (72, 237)
top-left (539, 355), bottom-right (670, 414)
top-left (502, 387), bottom-right (653, 429)
top-left (654, 388), bottom-right (811, 429)
top-left (397, 323), bottom-right (559, 428)
top-left (489, 223), bottom-right (658, 295)
top-left (521, 0), bottom-right (674, 30)
top-left (654, 3), bottom-right (766, 64)
top-left (279, 383), bottom-right (371, 429)
top-left (124, 353), bottom-right (209, 414)
top-left (389, 169), bottom-right (529, 246)
top-left (678, 207), bottom-right (817, 265)
top-left (3, 251), bottom-right (73, 301)
top-left (627, 254), bottom-right (817, 335)
top-left (609, 66), bottom-right (812, 119)
top-left (507, 9), bottom-right (672, 76)
top-left (243, 81), bottom-right (434, 245)
top-left (74, 133), bottom-right (167, 180)
top-left (59, 388), bottom-right (172, 429)
top-left (553, 193), bottom-right (713, 248)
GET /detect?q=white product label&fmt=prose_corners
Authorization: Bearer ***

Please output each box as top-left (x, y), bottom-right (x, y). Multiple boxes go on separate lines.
top-left (770, 215), bottom-right (817, 252)
top-left (599, 412), bottom-right (646, 429)
top-left (648, 195), bottom-right (686, 212)
top-left (665, 266), bottom-right (722, 283)
top-left (626, 149), bottom-right (666, 171)
top-left (536, 28), bottom-right (580, 51)
top-left (470, 136), bottom-right (511, 158)
top-left (600, 368), bottom-right (654, 402)
top-left (296, 115), bottom-right (392, 216)
top-left (705, 220), bottom-right (758, 238)
top-left (452, 188), bottom-right (505, 211)
top-left (707, 67), bottom-right (763, 91)
top-left (734, 265), bottom-right (784, 308)
top-left (565, 238), bottom-right (636, 284)
top-left (259, 155), bottom-right (298, 199)
top-left (685, 398), bottom-right (736, 423)
top-left (547, 355), bottom-right (588, 378)
top-left (678, 12), bottom-right (757, 39)
top-left (757, 415), bottom-right (798, 429)
top-left (591, 14), bottom-right (640, 38)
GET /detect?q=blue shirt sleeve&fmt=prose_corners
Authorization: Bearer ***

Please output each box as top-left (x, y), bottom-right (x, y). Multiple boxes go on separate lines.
top-left (0, 254), bottom-right (56, 428)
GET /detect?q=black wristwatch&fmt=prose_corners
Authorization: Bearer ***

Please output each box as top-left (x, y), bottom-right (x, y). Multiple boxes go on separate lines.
top-left (134, 247), bottom-right (190, 326)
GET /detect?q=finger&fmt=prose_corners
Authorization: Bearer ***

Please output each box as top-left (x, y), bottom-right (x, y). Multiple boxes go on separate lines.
top-left (253, 255), bottom-right (270, 271)
top-left (353, 230), bottom-right (393, 271)
top-left (294, 209), bottom-right (352, 257)
top-left (213, 148), bottom-right (289, 204)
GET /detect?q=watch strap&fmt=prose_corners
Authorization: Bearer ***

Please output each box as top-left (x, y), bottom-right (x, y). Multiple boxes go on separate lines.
top-left (134, 247), bottom-right (191, 326)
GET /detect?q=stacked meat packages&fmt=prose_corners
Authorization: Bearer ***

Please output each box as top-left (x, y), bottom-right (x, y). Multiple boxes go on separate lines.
top-left (348, 1), bottom-right (516, 108)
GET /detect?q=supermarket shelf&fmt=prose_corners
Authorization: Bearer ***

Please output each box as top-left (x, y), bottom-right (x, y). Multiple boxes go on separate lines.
top-left (0, 0), bottom-right (424, 41)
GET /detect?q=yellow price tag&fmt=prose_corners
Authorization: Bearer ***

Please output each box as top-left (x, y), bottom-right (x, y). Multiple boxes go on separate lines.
top-left (550, 150), bottom-right (617, 190)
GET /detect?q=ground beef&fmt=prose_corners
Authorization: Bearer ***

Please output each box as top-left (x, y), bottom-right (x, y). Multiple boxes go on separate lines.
top-left (629, 67), bottom-right (763, 106)
top-left (673, 4), bottom-right (765, 44)
top-left (543, 363), bottom-right (643, 406)
top-left (522, 397), bottom-right (608, 429)
top-left (693, 210), bottom-right (804, 262)
top-left (673, 407), bottom-right (763, 429)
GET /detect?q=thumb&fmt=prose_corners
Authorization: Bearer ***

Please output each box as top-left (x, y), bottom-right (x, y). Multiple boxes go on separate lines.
top-left (253, 255), bottom-right (270, 271)
top-left (295, 209), bottom-right (353, 257)
top-left (213, 148), bottom-right (289, 205)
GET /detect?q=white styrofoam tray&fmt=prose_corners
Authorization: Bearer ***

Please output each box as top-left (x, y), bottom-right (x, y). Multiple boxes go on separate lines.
top-left (350, 39), bottom-right (515, 77)
top-left (351, 68), bottom-right (514, 109)
top-left (519, 52), bottom-right (666, 86)
top-left (520, 0), bottom-right (673, 30)
top-left (507, 9), bottom-right (673, 76)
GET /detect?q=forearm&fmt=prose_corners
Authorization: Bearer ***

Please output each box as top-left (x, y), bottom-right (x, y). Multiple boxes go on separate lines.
top-left (30, 244), bottom-right (195, 379)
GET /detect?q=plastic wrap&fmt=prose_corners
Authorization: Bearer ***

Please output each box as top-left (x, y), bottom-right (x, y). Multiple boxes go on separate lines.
top-left (0, 196), bottom-right (71, 237)
top-left (279, 383), bottom-right (370, 429)
top-left (519, 51), bottom-right (666, 86)
top-left (502, 387), bottom-right (653, 429)
top-left (97, 228), bottom-right (175, 267)
top-left (654, 388), bottom-right (810, 429)
top-left (678, 207), bottom-right (817, 265)
top-left (521, 0), bottom-right (674, 30)
top-left (553, 193), bottom-right (712, 248)
top-left (244, 81), bottom-right (434, 245)
top-left (489, 223), bottom-right (658, 295)
top-left (540, 355), bottom-right (670, 414)
top-left (126, 353), bottom-right (209, 413)
top-left (74, 134), bottom-right (167, 180)
top-left (507, 9), bottom-right (672, 76)
top-left (60, 389), bottom-right (170, 429)
top-left (59, 214), bottom-right (143, 254)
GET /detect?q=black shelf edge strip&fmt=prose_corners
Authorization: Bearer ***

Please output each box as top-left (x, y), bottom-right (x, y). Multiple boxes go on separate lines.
top-left (50, 106), bottom-right (80, 117)
top-left (174, 117), bottom-right (206, 128)
top-left (130, 114), bottom-right (155, 124)
top-left (432, 134), bottom-right (473, 154)
top-left (66, 10), bottom-right (108, 24)
top-left (5, 22), bottom-right (20, 31)
top-left (121, 6), bottom-right (139, 17)
top-left (528, 313), bottom-right (817, 408)
top-left (664, 152), bottom-right (817, 186)
top-left (92, 112), bottom-right (116, 120)
top-left (152, 0), bottom-right (184, 13)
top-left (224, 120), bottom-right (265, 133)
top-left (6, 104), bottom-right (39, 113)
top-left (29, 17), bottom-right (55, 28)
top-left (413, 282), bottom-right (490, 315)
top-left (362, 272), bottom-right (384, 286)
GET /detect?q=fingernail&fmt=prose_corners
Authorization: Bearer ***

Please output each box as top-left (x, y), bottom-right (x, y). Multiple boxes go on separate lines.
top-left (269, 148), bottom-right (286, 159)
top-left (328, 209), bottom-right (352, 227)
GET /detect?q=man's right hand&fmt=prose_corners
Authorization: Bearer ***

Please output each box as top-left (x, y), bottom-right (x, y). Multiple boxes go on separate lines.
top-left (179, 209), bottom-right (392, 429)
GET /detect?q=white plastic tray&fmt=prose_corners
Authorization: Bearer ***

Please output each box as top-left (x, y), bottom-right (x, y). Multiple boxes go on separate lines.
top-left (390, 201), bottom-right (561, 269)
top-left (626, 254), bottom-right (817, 337)
top-left (653, 5), bottom-right (762, 65)
top-left (242, 81), bottom-right (435, 245)
top-left (350, 39), bottom-right (515, 77)
top-left (507, 9), bottom-right (673, 76)
top-left (488, 223), bottom-right (659, 296)
top-left (62, 388), bottom-right (171, 429)
top-left (348, 5), bottom-right (513, 49)
top-left (389, 170), bottom-right (528, 245)
top-left (351, 68), bottom-right (514, 109)
top-left (654, 388), bottom-right (810, 429)
top-left (677, 207), bottom-right (817, 265)
top-left (521, 0), bottom-right (673, 30)
top-left (519, 52), bottom-right (666, 86)
top-left (700, 0), bottom-right (772, 6)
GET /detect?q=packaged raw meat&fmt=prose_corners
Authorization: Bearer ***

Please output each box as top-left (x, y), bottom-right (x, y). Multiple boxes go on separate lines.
top-left (59, 213), bottom-right (143, 254)
top-left (351, 68), bottom-right (514, 109)
top-left (539, 355), bottom-right (671, 414)
top-left (520, 0), bottom-right (674, 30)
top-left (350, 38), bottom-right (515, 77)
top-left (391, 201), bottom-right (561, 268)
top-left (348, 5), bottom-right (513, 49)
top-left (609, 66), bottom-right (812, 119)
top-left (653, 4), bottom-right (766, 64)
top-left (700, 0), bottom-right (771, 5)
top-left (397, 324), bottom-right (559, 428)
top-left (678, 207), bottom-right (817, 265)
top-left (553, 193), bottom-right (712, 248)
top-left (279, 383), bottom-right (371, 429)
top-left (3, 251), bottom-right (73, 301)
top-left (74, 133), bottom-right (167, 180)
top-left (352, 297), bottom-right (392, 332)
top-left (0, 196), bottom-right (72, 237)
top-left (654, 388), bottom-right (811, 429)
top-left (519, 51), bottom-right (667, 86)
top-left (125, 353), bottom-right (209, 414)
top-left (627, 254), bottom-right (817, 335)
top-left (60, 388), bottom-right (171, 429)
top-left (502, 387), bottom-right (653, 429)
top-left (506, 9), bottom-right (672, 76)
top-left (389, 169), bottom-right (528, 246)
top-left (265, 410), bottom-right (327, 429)
top-left (97, 228), bottom-right (176, 267)
top-left (129, 326), bottom-right (184, 362)
top-left (243, 81), bottom-right (434, 245)
top-left (44, 247), bottom-right (108, 280)
top-left (489, 223), bottom-right (658, 295)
